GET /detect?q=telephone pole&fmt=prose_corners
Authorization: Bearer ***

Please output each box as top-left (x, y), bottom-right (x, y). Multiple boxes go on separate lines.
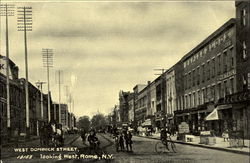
top-left (64, 85), bottom-right (69, 128)
top-left (17, 6), bottom-right (32, 134)
top-left (42, 48), bottom-right (53, 122)
top-left (56, 70), bottom-right (63, 124)
top-left (0, 3), bottom-right (15, 132)
top-left (154, 69), bottom-right (166, 131)
top-left (35, 81), bottom-right (46, 119)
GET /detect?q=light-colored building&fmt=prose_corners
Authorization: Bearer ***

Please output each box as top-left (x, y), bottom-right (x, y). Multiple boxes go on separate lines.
top-left (166, 68), bottom-right (176, 118)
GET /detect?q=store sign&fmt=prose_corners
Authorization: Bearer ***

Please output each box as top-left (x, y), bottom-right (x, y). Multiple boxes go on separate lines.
top-left (178, 122), bottom-right (190, 134)
top-left (218, 69), bottom-right (236, 81)
top-left (200, 131), bottom-right (211, 136)
top-left (0, 57), bottom-right (13, 79)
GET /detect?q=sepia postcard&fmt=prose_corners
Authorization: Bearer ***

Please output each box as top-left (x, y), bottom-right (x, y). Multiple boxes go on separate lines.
top-left (0, 0), bottom-right (249, 162)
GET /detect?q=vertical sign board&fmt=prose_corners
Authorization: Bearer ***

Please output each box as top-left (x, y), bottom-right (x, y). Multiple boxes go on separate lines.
top-left (178, 122), bottom-right (190, 134)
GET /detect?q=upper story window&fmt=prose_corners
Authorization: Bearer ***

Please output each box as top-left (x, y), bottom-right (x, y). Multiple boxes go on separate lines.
top-left (218, 83), bottom-right (222, 99)
top-left (193, 69), bottom-right (195, 86)
top-left (217, 54), bottom-right (221, 75)
top-left (229, 47), bottom-right (234, 68)
top-left (189, 72), bottom-right (191, 89)
top-left (202, 64), bottom-right (205, 83)
top-left (207, 61), bottom-right (210, 80)
top-left (241, 8), bottom-right (247, 27)
top-left (197, 67), bottom-right (200, 85)
top-left (223, 50), bottom-right (228, 73)
top-left (243, 41), bottom-right (247, 60)
top-left (230, 78), bottom-right (234, 94)
top-left (211, 58), bottom-right (215, 78)
top-left (184, 74), bottom-right (187, 90)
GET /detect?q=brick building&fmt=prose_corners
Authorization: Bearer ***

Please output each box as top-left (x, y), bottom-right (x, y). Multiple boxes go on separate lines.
top-left (174, 1), bottom-right (250, 138)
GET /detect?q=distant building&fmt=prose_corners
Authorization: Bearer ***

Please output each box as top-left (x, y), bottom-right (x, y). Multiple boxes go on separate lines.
top-left (61, 104), bottom-right (68, 127)
top-left (119, 91), bottom-right (132, 124)
top-left (128, 93), bottom-right (135, 123)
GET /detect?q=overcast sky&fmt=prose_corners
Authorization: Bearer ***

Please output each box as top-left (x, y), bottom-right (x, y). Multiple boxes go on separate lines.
top-left (0, 1), bottom-right (235, 118)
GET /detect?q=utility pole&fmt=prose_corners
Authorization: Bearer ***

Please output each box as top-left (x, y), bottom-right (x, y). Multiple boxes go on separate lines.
top-left (64, 85), bottom-right (69, 128)
top-left (35, 81), bottom-right (46, 119)
top-left (56, 70), bottom-right (63, 124)
top-left (42, 48), bottom-right (53, 122)
top-left (17, 6), bottom-right (32, 134)
top-left (35, 81), bottom-right (45, 136)
top-left (0, 4), bottom-right (15, 134)
top-left (154, 69), bottom-right (166, 131)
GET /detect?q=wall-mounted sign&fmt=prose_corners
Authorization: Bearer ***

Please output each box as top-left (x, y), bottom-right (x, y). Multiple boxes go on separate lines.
top-left (178, 122), bottom-right (190, 134)
top-left (200, 131), bottom-right (211, 136)
top-left (218, 69), bottom-right (236, 81)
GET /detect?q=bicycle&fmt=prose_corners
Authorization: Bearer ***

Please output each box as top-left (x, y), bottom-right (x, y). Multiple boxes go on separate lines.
top-left (155, 135), bottom-right (177, 154)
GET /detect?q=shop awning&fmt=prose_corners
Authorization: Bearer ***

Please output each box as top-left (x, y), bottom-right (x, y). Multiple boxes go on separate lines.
top-left (205, 108), bottom-right (219, 121)
top-left (205, 104), bottom-right (232, 121)
top-left (217, 104), bottom-right (232, 110)
top-left (176, 112), bottom-right (190, 117)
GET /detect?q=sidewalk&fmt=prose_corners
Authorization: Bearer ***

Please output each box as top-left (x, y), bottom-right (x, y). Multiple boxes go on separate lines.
top-left (137, 133), bottom-right (250, 155)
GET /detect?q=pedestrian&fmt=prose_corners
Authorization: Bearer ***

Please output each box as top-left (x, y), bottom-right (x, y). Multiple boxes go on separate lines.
top-left (124, 131), bottom-right (133, 152)
top-left (119, 133), bottom-right (125, 151)
top-left (44, 124), bottom-right (51, 146)
top-left (222, 129), bottom-right (229, 142)
top-left (39, 125), bottom-right (45, 146)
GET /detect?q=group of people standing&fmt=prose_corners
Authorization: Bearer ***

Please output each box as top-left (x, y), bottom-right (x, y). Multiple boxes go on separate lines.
top-left (113, 128), bottom-right (133, 152)
top-left (39, 122), bottom-right (64, 147)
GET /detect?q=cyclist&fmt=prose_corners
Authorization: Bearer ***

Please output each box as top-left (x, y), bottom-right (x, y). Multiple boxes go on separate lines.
top-left (160, 128), bottom-right (171, 150)
top-left (88, 129), bottom-right (100, 150)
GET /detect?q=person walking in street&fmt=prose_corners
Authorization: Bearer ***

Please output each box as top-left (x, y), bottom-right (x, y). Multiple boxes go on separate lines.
top-left (124, 131), bottom-right (133, 152)
top-left (119, 133), bottom-right (125, 151)
top-left (39, 125), bottom-right (45, 146)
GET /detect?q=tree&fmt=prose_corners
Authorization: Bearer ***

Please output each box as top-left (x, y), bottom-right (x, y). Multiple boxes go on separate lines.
top-left (77, 116), bottom-right (91, 132)
top-left (91, 113), bottom-right (107, 131)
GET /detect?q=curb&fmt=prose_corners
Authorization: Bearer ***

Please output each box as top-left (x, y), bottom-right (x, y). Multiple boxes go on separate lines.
top-left (1, 137), bottom-right (40, 148)
top-left (136, 135), bottom-right (250, 156)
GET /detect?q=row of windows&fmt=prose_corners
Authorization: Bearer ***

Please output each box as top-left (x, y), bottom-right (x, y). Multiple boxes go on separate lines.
top-left (183, 78), bottom-right (235, 109)
top-left (183, 28), bottom-right (234, 68)
top-left (0, 83), bottom-right (24, 107)
top-left (138, 96), bottom-right (147, 108)
top-left (184, 46), bottom-right (234, 90)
